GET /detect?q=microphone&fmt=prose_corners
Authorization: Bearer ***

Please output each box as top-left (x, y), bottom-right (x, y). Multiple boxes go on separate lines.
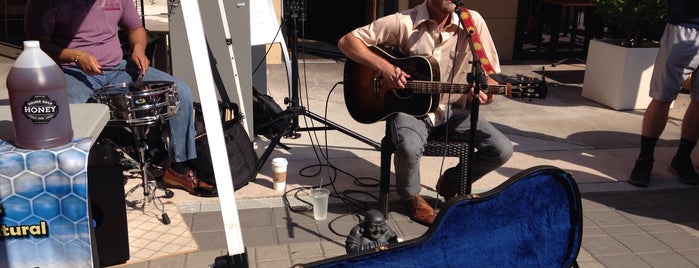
top-left (451, 0), bottom-right (463, 7)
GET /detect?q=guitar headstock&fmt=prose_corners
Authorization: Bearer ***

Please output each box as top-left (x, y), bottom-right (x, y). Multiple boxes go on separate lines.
top-left (510, 80), bottom-right (548, 100)
top-left (493, 73), bottom-right (548, 100)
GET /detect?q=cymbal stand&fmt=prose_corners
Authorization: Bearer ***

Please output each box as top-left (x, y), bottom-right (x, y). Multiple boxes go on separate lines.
top-left (256, 0), bottom-right (380, 171)
top-left (123, 124), bottom-right (174, 225)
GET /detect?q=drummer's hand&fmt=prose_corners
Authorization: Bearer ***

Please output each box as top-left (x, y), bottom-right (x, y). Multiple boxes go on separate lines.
top-left (131, 52), bottom-right (150, 77)
top-left (76, 52), bottom-right (103, 75)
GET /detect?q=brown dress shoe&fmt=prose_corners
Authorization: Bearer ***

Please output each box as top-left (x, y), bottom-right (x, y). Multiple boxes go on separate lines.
top-left (162, 167), bottom-right (217, 197)
top-left (402, 195), bottom-right (437, 226)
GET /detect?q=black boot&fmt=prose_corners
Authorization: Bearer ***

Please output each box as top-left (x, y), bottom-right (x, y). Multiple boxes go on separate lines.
top-left (670, 157), bottom-right (699, 185)
top-left (629, 158), bottom-right (653, 187)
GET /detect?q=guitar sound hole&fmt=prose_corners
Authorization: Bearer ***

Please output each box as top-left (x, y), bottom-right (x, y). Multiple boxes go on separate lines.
top-left (393, 88), bottom-right (413, 100)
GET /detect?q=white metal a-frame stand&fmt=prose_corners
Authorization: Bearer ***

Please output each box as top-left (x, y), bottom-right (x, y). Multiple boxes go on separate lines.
top-left (178, 0), bottom-right (247, 266)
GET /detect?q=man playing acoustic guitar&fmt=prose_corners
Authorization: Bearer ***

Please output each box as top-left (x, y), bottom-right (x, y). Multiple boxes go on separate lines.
top-left (338, 0), bottom-right (513, 226)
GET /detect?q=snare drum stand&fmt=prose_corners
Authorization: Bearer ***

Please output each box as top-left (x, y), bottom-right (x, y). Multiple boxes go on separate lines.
top-left (123, 122), bottom-right (174, 225)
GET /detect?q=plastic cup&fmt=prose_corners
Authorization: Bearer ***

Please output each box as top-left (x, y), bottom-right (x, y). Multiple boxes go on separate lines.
top-left (310, 188), bottom-right (330, 220)
top-left (271, 157), bottom-right (288, 192)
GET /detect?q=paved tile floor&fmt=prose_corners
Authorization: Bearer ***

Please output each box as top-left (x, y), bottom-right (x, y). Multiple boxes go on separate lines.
top-left (111, 182), bottom-right (699, 268)
top-left (103, 59), bottom-right (699, 267)
top-left (1, 50), bottom-right (694, 267)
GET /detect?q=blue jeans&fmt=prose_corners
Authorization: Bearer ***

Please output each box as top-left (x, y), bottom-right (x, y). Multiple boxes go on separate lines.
top-left (63, 60), bottom-right (196, 163)
top-left (387, 107), bottom-right (513, 198)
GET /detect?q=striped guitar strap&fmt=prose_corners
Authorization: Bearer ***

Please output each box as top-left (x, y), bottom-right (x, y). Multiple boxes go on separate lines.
top-left (459, 8), bottom-right (496, 75)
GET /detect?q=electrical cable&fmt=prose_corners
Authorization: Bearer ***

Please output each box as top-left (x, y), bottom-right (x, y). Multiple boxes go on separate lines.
top-left (251, 22), bottom-right (284, 77)
top-left (429, 7), bottom-right (466, 211)
top-left (275, 5), bottom-right (382, 240)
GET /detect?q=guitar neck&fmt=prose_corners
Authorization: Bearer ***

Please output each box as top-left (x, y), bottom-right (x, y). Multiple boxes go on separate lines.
top-left (405, 81), bottom-right (510, 96)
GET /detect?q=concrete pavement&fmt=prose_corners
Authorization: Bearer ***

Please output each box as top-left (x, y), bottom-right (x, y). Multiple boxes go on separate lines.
top-left (112, 59), bottom-right (699, 268)
top-left (2, 53), bottom-right (699, 267)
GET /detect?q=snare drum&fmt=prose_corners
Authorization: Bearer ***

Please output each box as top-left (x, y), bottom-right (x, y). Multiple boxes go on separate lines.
top-left (92, 81), bottom-right (180, 126)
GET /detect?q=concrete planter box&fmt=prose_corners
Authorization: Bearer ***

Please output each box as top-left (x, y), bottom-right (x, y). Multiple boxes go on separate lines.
top-left (582, 39), bottom-right (659, 110)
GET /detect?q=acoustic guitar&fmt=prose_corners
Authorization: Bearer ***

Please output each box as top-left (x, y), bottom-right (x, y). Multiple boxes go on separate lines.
top-left (343, 46), bottom-right (547, 124)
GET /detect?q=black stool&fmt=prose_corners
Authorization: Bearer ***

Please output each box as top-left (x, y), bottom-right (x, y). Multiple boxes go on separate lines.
top-left (379, 130), bottom-right (470, 217)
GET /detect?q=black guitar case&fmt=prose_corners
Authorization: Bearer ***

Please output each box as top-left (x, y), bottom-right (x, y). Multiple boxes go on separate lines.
top-left (296, 165), bottom-right (583, 267)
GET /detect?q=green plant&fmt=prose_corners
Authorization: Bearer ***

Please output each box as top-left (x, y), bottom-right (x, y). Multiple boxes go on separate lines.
top-left (593, 0), bottom-right (668, 47)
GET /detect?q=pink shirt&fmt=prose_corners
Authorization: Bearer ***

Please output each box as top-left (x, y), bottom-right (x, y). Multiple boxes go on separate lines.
top-left (351, 3), bottom-right (500, 123)
top-left (25, 0), bottom-right (143, 67)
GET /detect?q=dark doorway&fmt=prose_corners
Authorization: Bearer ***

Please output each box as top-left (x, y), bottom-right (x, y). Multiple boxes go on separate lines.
top-left (513, 0), bottom-right (603, 62)
top-left (289, 0), bottom-right (383, 60)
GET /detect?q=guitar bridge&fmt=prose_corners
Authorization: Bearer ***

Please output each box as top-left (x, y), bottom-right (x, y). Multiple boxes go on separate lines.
top-left (372, 75), bottom-right (381, 96)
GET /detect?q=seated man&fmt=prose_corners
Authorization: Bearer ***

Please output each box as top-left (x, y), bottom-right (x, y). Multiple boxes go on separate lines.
top-left (24, 0), bottom-right (216, 196)
top-left (338, 0), bottom-right (512, 225)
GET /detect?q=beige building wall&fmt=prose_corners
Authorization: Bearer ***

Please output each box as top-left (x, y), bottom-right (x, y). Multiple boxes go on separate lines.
top-left (262, 0), bottom-right (285, 65)
top-left (468, 0), bottom-right (518, 61)
top-left (265, 0), bottom-right (518, 64)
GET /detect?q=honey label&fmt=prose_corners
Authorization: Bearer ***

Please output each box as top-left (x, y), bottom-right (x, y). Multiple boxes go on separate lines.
top-left (22, 95), bottom-right (59, 124)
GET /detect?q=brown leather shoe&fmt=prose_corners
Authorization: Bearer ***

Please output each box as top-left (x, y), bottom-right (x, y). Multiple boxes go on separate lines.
top-left (162, 167), bottom-right (217, 197)
top-left (402, 195), bottom-right (437, 226)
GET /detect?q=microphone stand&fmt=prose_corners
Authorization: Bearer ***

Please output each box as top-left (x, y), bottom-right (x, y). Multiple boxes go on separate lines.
top-left (454, 6), bottom-right (487, 196)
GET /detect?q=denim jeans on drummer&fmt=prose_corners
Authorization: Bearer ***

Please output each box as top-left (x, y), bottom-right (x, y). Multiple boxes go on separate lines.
top-left (63, 60), bottom-right (197, 163)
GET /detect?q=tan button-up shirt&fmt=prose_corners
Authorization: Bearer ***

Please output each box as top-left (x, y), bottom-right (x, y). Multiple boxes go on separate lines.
top-left (351, 3), bottom-right (500, 125)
